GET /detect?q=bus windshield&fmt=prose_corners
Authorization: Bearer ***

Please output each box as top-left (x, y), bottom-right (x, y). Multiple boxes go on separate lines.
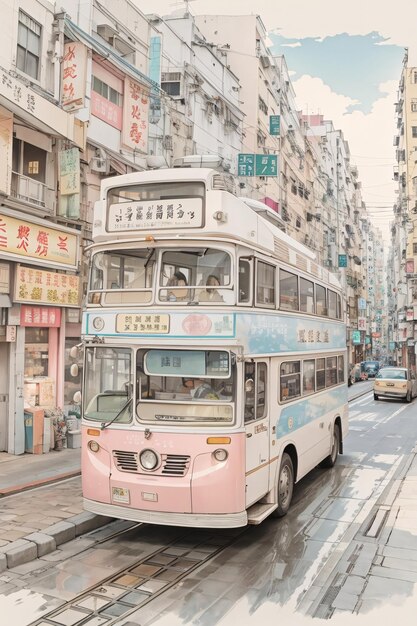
top-left (84, 347), bottom-right (132, 423)
top-left (136, 349), bottom-right (235, 425)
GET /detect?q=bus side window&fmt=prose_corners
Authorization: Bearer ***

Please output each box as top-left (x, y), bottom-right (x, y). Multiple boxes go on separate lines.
top-left (280, 361), bottom-right (301, 401)
top-left (316, 285), bottom-right (327, 316)
top-left (239, 258), bottom-right (252, 303)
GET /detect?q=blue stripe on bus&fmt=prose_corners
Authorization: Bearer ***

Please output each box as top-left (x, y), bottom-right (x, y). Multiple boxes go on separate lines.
top-left (276, 387), bottom-right (347, 438)
top-left (84, 311), bottom-right (345, 352)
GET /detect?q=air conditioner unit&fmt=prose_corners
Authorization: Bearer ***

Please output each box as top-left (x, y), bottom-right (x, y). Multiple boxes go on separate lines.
top-left (90, 157), bottom-right (108, 173)
top-left (260, 55), bottom-right (270, 68)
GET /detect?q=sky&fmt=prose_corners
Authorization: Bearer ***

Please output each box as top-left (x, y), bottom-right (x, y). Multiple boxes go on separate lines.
top-left (135, 0), bottom-right (417, 243)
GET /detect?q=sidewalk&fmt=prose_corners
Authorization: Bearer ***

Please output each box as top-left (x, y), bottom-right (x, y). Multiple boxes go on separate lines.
top-left (0, 448), bottom-right (111, 572)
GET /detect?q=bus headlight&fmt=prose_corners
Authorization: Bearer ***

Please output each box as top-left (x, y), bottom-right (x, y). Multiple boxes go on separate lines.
top-left (213, 448), bottom-right (228, 462)
top-left (139, 449), bottom-right (159, 470)
top-left (92, 316), bottom-right (105, 331)
top-left (88, 440), bottom-right (100, 453)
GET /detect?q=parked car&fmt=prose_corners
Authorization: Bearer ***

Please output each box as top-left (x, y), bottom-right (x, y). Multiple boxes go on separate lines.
top-left (374, 367), bottom-right (417, 402)
top-left (362, 360), bottom-right (380, 378)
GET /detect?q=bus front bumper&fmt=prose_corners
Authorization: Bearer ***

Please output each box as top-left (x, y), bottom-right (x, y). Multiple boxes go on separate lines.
top-left (84, 497), bottom-right (248, 529)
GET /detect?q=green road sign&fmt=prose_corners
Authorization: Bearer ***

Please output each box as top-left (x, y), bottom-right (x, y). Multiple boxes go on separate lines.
top-left (352, 330), bottom-right (361, 345)
top-left (269, 115), bottom-right (280, 136)
top-left (238, 154), bottom-right (255, 176)
top-left (255, 154), bottom-right (278, 176)
top-left (338, 254), bottom-right (347, 268)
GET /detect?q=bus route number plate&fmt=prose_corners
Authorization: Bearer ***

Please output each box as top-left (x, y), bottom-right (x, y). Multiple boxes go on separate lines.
top-left (112, 487), bottom-right (130, 504)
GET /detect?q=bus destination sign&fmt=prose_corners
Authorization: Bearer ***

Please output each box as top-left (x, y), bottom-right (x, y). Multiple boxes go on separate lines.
top-left (107, 198), bottom-right (203, 231)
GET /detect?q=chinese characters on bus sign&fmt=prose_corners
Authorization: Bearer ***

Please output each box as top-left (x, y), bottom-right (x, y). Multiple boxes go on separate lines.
top-left (298, 329), bottom-right (330, 344)
top-left (14, 266), bottom-right (80, 307)
top-left (107, 198), bottom-right (203, 231)
top-left (116, 314), bottom-right (170, 334)
top-left (0, 214), bottom-right (78, 267)
top-left (122, 78), bottom-right (149, 153)
top-left (61, 42), bottom-right (87, 110)
top-left (238, 154), bottom-right (278, 177)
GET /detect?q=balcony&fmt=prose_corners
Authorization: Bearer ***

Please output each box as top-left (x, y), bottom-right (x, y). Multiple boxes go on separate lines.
top-left (10, 172), bottom-right (55, 215)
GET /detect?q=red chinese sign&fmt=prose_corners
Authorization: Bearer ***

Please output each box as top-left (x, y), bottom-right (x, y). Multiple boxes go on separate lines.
top-left (20, 306), bottom-right (62, 327)
top-left (62, 42), bottom-right (87, 110)
top-left (91, 91), bottom-right (123, 130)
top-left (122, 77), bottom-right (149, 153)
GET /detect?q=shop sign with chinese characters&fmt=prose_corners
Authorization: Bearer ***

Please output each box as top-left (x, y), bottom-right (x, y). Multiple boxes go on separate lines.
top-left (107, 198), bottom-right (202, 231)
top-left (0, 213), bottom-right (78, 268)
top-left (122, 78), bottom-right (149, 153)
top-left (14, 266), bottom-right (80, 307)
top-left (59, 148), bottom-right (80, 195)
top-left (20, 306), bottom-right (61, 328)
top-left (358, 317), bottom-right (367, 330)
top-left (116, 314), bottom-right (170, 334)
top-left (61, 42), bottom-right (87, 110)
top-left (1, 70), bottom-right (75, 143)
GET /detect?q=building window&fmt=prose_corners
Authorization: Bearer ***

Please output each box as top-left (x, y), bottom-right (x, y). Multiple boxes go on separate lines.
top-left (17, 10), bottom-right (41, 80)
top-left (411, 101), bottom-right (417, 112)
top-left (413, 243), bottom-right (417, 255)
top-left (413, 71), bottom-right (417, 84)
top-left (258, 96), bottom-right (268, 115)
top-left (413, 127), bottom-right (417, 139)
top-left (161, 72), bottom-right (181, 97)
top-left (92, 76), bottom-right (121, 105)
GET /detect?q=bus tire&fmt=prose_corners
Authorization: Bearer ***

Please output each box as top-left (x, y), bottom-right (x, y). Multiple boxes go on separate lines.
top-left (272, 452), bottom-right (294, 518)
top-left (321, 423), bottom-right (340, 469)
top-left (374, 393), bottom-right (379, 401)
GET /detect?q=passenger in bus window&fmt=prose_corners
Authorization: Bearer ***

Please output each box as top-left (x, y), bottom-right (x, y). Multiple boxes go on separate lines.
top-left (167, 271), bottom-right (188, 301)
top-left (182, 377), bottom-right (219, 400)
top-left (198, 275), bottom-right (224, 303)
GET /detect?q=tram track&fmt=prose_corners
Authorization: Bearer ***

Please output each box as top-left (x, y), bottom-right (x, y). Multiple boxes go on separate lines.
top-left (29, 524), bottom-right (247, 626)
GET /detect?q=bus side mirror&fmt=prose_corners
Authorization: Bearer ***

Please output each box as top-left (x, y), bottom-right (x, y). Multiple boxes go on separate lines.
top-left (70, 364), bottom-right (79, 377)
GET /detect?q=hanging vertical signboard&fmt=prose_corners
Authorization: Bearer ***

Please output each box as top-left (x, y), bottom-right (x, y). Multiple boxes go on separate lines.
top-left (122, 78), bottom-right (149, 153)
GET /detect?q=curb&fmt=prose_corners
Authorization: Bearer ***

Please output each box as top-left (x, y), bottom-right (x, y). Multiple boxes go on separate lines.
top-left (0, 469), bottom-right (81, 498)
top-left (0, 510), bottom-right (112, 572)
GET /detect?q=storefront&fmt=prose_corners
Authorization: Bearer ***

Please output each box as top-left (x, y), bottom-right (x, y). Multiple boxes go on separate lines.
top-left (0, 208), bottom-right (80, 454)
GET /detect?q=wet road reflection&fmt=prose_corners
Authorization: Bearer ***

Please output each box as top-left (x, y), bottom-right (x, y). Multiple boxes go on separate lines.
top-left (4, 392), bottom-right (417, 626)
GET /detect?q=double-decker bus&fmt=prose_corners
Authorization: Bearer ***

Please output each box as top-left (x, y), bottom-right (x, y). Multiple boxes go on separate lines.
top-left (81, 167), bottom-right (348, 528)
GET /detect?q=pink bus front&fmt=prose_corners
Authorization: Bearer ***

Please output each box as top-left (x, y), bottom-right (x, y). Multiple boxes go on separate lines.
top-left (82, 345), bottom-right (249, 527)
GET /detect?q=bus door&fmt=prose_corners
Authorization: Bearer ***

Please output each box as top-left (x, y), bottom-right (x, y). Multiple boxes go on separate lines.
top-left (244, 361), bottom-right (270, 506)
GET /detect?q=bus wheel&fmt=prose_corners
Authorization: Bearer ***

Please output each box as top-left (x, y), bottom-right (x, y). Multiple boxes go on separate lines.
top-left (321, 423), bottom-right (340, 469)
top-left (273, 453), bottom-right (294, 517)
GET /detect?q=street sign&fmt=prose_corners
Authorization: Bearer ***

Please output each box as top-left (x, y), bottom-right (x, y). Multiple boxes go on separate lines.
top-left (238, 153), bottom-right (255, 176)
top-left (338, 254), bottom-right (347, 268)
top-left (255, 154), bottom-right (278, 176)
top-left (269, 115), bottom-right (280, 136)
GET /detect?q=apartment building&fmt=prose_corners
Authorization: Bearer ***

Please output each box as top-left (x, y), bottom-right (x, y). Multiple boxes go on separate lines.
top-left (391, 50), bottom-right (417, 369)
top-left (0, 0), bottom-right (84, 453)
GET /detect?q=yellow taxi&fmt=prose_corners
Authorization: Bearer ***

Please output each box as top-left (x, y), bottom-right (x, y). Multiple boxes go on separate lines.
top-left (374, 367), bottom-right (417, 403)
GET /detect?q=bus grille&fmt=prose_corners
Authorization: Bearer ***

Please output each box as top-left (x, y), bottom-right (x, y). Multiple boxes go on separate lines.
top-left (162, 455), bottom-right (190, 476)
top-left (113, 450), bottom-right (138, 472)
top-left (113, 451), bottom-right (190, 476)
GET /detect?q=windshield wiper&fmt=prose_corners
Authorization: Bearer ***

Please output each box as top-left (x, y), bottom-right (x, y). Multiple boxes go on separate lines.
top-left (101, 396), bottom-right (132, 430)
